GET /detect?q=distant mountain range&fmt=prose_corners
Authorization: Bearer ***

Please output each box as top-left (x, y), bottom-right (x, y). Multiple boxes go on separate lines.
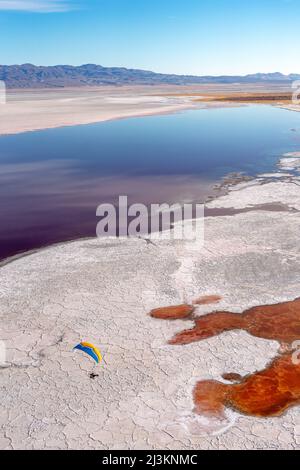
top-left (0, 64), bottom-right (299, 88)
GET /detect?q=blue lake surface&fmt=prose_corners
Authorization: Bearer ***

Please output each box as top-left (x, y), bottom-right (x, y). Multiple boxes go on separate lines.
top-left (0, 105), bottom-right (300, 260)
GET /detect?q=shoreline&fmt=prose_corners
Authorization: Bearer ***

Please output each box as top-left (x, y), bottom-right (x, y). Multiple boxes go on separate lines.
top-left (0, 100), bottom-right (200, 137)
top-left (1, 85), bottom-right (299, 137)
top-left (0, 172), bottom-right (265, 265)
top-left (0, 150), bottom-right (297, 266)
top-left (0, 173), bottom-right (295, 270)
top-left (0, 148), bottom-right (299, 277)
top-left (0, 87), bottom-right (201, 137)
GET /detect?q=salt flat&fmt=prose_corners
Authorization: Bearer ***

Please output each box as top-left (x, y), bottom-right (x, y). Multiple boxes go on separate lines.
top-left (1, 170), bottom-right (300, 450)
top-left (0, 86), bottom-right (199, 136)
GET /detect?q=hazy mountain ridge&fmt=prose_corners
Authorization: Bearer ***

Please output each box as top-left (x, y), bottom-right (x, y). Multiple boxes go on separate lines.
top-left (1, 64), bottom-right (299, 88)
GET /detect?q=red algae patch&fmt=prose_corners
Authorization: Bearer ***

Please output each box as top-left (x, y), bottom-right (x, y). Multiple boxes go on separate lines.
top-left (150, 304), bottom-right (194, 320)
top-left (169, 297), bottom-right (300, 345)
top-left (149, 295), bottom-right (221, 321)
top-left (194, 353), bottom-right (300, 418)
top-left (192, 295), bottom-right (222, 305)
top-left (222, 373), bottom-right (244, 382)
top-left (169, 311), bottom-right (245, 345)
top-left (149, 296), bottom-right (300, 419)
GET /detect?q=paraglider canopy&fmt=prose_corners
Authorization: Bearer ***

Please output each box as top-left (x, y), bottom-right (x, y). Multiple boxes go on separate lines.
top-left (73, 342), bottom-right (102, 364)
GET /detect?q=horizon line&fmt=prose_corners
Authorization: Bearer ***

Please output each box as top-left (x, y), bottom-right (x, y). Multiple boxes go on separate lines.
top-left (1, 63), bottom-right (300, 79)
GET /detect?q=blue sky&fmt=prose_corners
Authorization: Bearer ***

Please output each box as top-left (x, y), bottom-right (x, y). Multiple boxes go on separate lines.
top-left (0, 0), bottom-right (299, 75)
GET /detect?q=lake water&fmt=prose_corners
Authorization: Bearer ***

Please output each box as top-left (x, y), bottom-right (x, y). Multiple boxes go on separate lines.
top-left (0, 105), bottom-right (300, 260)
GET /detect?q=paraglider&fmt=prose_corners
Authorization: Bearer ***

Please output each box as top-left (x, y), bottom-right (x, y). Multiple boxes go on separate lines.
top-left (73, 342), bottom-right (102, 364)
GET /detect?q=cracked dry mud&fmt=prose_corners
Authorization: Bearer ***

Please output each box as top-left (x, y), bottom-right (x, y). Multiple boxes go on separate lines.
top-left (1, 171), bottom-right (300, 449)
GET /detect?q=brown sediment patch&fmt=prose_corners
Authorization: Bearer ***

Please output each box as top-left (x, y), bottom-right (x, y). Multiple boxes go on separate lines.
top-left (212, 94), bottom-right (292, 104)
top-left (165, 92), bottom-right (293, 105)
top-left (192, 295), bottom-right (222, 305)
top-left (169, 297), bottom-right (300, 345)
top-left (194, 353), bottom-right (300, 418)
top-left (194, 93), bottom-right (293, 105)
top-left (150, 295), bottom-right (222, 320)
top-left (150, 304), bottom-right (194, 320)
top-left (222, 372), bottom-right (244, 382)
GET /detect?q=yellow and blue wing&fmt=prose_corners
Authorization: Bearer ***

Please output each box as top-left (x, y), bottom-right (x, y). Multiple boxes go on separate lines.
top-left (74, 342), bottom-right (102, 364)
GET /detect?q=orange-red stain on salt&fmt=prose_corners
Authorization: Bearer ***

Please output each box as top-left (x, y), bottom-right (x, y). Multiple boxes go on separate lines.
top-left (149, 295), bottom-right (221, 320)
top-left (194, 353), bottom-right (300, 418)
top-left (169, 297), bottom-right (300, 345)
top-left (149, 296), bottom-right (300, 418)
top-left (150, 304), bottom-right (194, 320)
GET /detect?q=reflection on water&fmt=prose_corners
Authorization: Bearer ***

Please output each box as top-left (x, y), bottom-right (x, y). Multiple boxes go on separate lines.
top-left (0, 105), bottom-right (299, 260)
